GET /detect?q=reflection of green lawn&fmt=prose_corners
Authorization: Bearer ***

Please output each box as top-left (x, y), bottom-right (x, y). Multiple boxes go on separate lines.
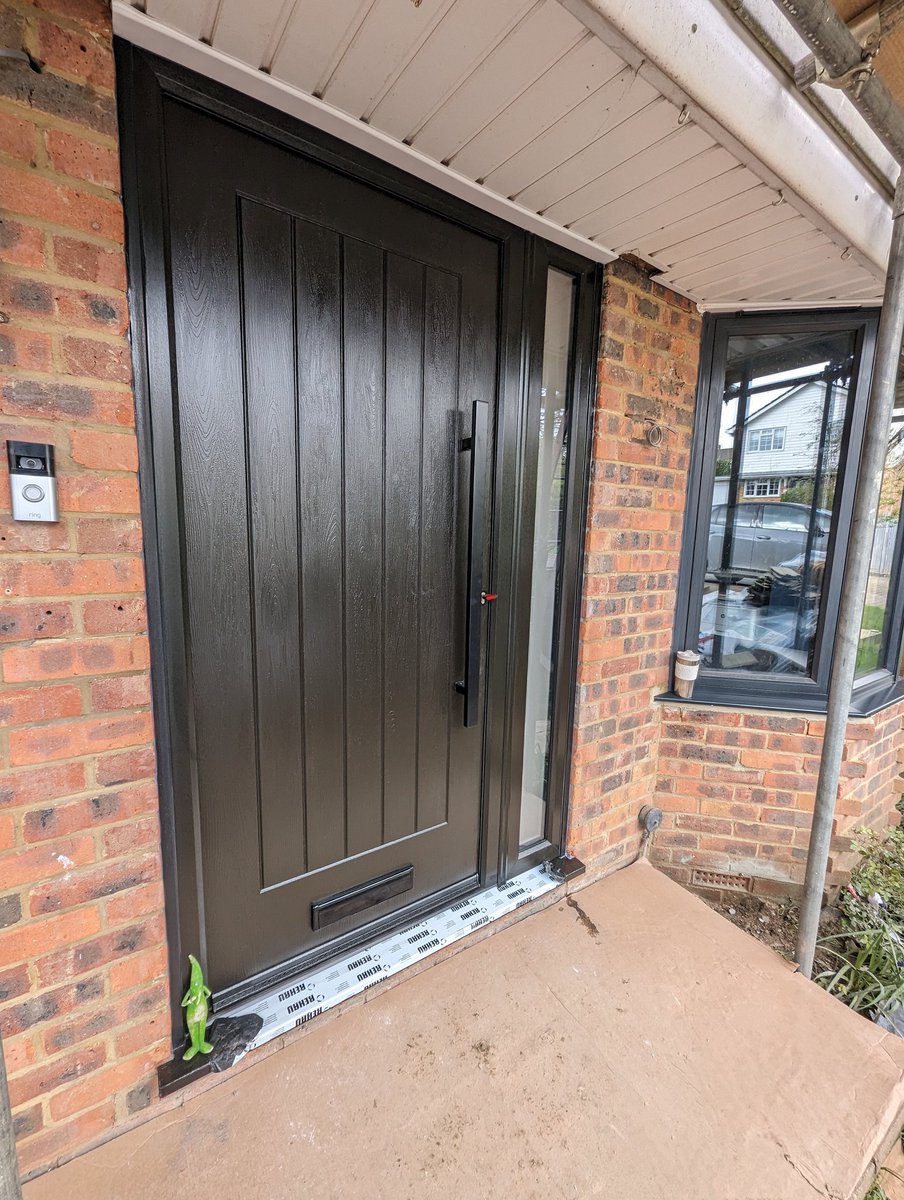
top-left (857, 604), bottom-right (887, 674)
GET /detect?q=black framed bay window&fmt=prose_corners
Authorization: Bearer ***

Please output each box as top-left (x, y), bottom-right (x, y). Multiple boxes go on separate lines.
top-left (670, 307), bottom-right (904, 715)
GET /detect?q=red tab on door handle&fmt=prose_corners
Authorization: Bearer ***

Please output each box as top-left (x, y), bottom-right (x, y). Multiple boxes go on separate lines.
top-left (481, 592), bottom-right (498, 605)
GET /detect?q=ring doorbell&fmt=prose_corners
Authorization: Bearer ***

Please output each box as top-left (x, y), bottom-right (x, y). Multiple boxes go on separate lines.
top-left (7, 441), bottom-right (58, 523)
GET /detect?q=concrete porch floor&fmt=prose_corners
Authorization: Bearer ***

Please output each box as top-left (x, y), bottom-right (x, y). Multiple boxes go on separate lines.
top-left (22, 861), bottom-right (904, 1200)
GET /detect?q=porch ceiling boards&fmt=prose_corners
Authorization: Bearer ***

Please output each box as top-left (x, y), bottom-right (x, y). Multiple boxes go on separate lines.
top-left (117, 0), bottom-right (886, 310)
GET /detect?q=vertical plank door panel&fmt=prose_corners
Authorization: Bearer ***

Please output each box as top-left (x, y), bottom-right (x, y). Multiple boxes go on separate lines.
top-left (240, 199), bottom-right (307, 890)
top-left (296, 219), bottom-right (347, 873)
top-left (343, 239), bottom-right (386, 857)
top-left (383, 253), bottom-right (425, 842)
top-left (417, 266), bottom-right (459, 831)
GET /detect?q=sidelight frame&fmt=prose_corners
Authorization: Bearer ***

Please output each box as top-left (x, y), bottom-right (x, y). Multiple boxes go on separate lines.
top-left (492, 244), bottom-right (602, 878)
top-left (116, 41), bottom-right (599, 1046)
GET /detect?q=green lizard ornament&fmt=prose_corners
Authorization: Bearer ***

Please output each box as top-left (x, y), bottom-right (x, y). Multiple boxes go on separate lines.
top-left (182, 954), bottom-right (214, 1061)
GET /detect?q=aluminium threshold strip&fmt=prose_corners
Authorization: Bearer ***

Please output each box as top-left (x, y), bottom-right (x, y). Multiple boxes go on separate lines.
top-left (222, 862), bottom-right (560, 1057)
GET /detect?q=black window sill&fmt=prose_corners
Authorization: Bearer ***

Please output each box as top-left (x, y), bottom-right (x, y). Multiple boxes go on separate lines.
top-left (655, 673), bottom-right (904, 719)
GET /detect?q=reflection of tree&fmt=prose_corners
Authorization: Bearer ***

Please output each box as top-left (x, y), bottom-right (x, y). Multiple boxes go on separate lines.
top-left (775, 381), bottom-right (846, 508)
top-left (781, 479), bottom-right (815, 504)
top-left (878, 423), bottom-right (904, 521)
top-left (536, 391), bottom-right (567, 548)
top-left (522, 379), bottom-right (568, 806)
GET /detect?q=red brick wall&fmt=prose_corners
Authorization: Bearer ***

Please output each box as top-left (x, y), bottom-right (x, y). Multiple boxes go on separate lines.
top-left (567, 256), bottom-right (904, 897)
top-left (566, 258), bottom-right (700, 876)
top-left (655, 703), bottom-right (904, 896)
top-left (0, 0), bottom-right (169, 1176)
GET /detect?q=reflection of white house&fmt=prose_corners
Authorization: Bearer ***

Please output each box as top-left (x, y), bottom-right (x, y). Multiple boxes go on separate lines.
top-left (726, 378), bottom-right (848, 502)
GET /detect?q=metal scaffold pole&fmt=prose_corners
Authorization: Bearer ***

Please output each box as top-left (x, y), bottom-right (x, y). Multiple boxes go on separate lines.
top-left (0, 1035), bottom-right (22, 1200)
top-left (796, 171), bottom-right (904, 977)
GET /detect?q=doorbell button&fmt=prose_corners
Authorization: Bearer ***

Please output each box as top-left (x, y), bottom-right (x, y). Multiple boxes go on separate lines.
top-left (7, 439), bottom-right (58, 523)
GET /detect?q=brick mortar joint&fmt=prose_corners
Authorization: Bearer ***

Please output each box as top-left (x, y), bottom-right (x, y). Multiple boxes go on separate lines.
top-left (3, 262), bottom-right (129, 300)
top-left (1, 155), bottom-right (123, 206)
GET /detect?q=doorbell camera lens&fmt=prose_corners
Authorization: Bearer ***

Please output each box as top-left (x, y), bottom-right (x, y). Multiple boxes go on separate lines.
top-left (19, 456), bottom-right (42, 471)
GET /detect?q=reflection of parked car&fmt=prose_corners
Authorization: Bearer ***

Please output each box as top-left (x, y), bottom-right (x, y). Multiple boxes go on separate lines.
top-left (707, 501), bottom-right (832, 574)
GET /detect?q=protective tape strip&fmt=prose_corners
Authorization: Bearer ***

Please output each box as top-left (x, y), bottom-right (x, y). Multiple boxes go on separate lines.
top-left (220, 863), bottom-right (560, 1057)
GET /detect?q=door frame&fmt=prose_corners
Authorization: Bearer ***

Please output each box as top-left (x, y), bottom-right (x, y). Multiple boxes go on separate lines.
top-left (115, 41), bottom-right (600, 1046)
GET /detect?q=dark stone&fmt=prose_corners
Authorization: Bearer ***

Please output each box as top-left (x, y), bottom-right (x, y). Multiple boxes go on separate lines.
top-left (46, 1008), bottom-right (114, 1053)
top-left (89, 297), bottom-right (118, 322)
top-left (12, 1106), bottom-right (41, 1139)
top-left (127, 985), bottom-right (165, 1019)
top-left (74, 975), bottom-right (104, 1005)
top-left (156, 1011), bottom-right (264, 1097)
top-left (8, 992), bottom-right (58, 1032)
top-left (12, 280), bottom-right (52, 312)
top-left (0, 220), bottom-right (18, 251)
top-left (0, 893), bottom-right (21, 929)
top-left (611, 256), bottom-right (653, 291)
top-left (635, 296), bottom-right (660, 320)
top-left (126, 1082), bottom-right (152, 1114)
top-left (626, 392), bottom-right (660, 420)
top-left (2, 378), bottom-right (92, 418)
top-left (208, 1014), bottom-right (264, 1073)
top-left (113, 924), bottom-right (145, 954)
top-left (0, 62), bottom-right (116, 137)
top-left (876, 1003), bottom-right (904, 1037)
top-left (0, 965), bottom-right (30, 1003)
top-left (91, 792), bottom-right (120, 820)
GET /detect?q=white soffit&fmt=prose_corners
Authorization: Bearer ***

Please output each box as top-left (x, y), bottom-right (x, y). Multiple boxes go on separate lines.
top-left (112, 0), bottom-right (888, 310)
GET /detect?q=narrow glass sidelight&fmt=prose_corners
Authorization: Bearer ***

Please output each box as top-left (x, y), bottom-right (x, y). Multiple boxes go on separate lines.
top-left (519, 268), bottom-right (576, 849)
top-left (699, 328), bottom-right (856, 677)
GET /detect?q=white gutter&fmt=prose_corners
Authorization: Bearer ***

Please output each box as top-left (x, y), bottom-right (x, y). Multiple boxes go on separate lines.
top-left (726, 0), bottom-right (898, 191)
top-left (111, 3), bottom-right (618, 267)
top-left (560, 0), bottom-right (892, 277)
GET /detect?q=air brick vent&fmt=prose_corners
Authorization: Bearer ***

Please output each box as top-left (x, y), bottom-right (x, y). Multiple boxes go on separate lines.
top-left (691, 869), bottom-right (753, 893)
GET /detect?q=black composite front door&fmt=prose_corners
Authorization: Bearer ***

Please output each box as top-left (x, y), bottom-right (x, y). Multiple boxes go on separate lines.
top-left (156, 98), bottom-right (499, 1000)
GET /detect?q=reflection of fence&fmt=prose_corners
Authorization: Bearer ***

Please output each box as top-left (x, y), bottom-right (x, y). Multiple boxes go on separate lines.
top-left (872, 521), bottom-right (899, 575)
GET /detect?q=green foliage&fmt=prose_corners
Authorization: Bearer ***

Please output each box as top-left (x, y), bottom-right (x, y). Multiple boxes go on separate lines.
top-left (815, 824), bottom-right (904, 1020)
top-left (865, 1183), bottom-right (888, 1200)
top-left (780, 477), bottom-right (837, 507)
top-left (846, 825), bottom-right (904, 925)
top-left (714, 458), bottom-right (732, 477)
top-left (814, 919), bottom-right (904, 1017)
top-left (780, 479), bottom-right (814, 504)
top-left (856, 605), bottom-right (887, 676)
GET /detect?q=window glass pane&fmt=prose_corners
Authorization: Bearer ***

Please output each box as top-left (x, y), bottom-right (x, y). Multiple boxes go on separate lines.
top-left (699, 328), bottom-right (855, 677)
top-left (519, 269), bottom-right (575, 849)
top-left (856, 399), bottom-right (904, 677)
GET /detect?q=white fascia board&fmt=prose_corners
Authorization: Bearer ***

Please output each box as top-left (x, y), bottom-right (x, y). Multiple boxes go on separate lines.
top-left (559, 0), bottom-right (892, 278)
top-left (111, 3), bottom-right (618, 266)
top-left (732, 0), bottom-right (897, 191)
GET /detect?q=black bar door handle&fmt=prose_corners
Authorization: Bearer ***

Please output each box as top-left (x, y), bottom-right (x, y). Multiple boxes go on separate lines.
top-left (457, 398), bottom-right (489, 727)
